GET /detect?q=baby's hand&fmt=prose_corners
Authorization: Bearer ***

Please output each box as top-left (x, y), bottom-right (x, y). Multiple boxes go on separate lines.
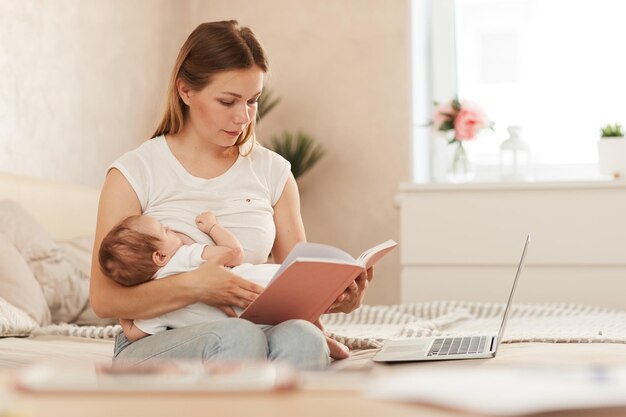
top-left (196, 211), bottom-right (217, 233)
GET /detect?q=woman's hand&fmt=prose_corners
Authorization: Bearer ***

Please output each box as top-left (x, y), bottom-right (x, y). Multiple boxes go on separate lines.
top-left (190, 250), bottom-right (264, 317)
top-left (326, 267), bottom-right (374, 314)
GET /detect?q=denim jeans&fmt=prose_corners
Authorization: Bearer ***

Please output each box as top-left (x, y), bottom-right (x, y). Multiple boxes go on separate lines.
top-left (113, 318), bottom-right (330, 370)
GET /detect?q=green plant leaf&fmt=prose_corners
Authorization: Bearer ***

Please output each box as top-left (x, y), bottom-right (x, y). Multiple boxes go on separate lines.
top-left (439, 120), bottom-right (454, 131)
top-left (600, 122), bottom-right (625, 138)
top-left (451, 97), bottom-right (461, 112)
top-left (267, 131), bottom-right (326, 179)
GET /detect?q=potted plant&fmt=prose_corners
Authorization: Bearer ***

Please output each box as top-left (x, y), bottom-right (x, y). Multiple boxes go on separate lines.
top-left (256, 89), bottom-right (325, 180)
top-left (597, 122), bottom-right (626, 179)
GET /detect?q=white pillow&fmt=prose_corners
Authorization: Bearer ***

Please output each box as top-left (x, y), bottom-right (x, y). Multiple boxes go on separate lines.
top-left (0, 200), bottom-right (87, 324)
top-left (0, 232), bottom-right (51, 327)
top-left (60, 236), bottom-right (116, 326)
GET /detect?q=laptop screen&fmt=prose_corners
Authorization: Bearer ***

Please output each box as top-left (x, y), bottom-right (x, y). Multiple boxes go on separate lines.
top-left (494, 234), bottom-right (531, 352)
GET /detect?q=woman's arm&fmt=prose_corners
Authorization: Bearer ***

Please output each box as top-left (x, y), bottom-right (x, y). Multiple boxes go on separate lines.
top-left (90, 169), bottom-right (263, 319)
top-left (271, 175), bottom-right (307, 263)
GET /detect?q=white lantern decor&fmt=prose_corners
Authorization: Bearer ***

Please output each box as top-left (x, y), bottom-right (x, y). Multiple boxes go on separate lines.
top-left (499, 126), bottom-right (531, 181)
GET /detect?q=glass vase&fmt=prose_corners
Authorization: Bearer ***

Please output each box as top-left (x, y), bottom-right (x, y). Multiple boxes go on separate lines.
top-left (447, 141), bottom-right (474, 183)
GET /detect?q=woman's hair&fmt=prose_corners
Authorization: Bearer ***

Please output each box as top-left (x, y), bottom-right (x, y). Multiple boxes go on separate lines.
top-left (99, 216), bottom-right (162, 286)
top-left (152, 20), bottom-right (268, 151)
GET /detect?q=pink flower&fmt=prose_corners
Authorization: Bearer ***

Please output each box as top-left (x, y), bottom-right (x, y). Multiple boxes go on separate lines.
top-left (430, 97), bottom-right (492, 142)
top-left (453, 101), bottom-right (489, 141)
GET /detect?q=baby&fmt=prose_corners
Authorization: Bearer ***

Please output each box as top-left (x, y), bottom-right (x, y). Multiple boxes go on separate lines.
top-left (99, 211), bottom-right (278, 341)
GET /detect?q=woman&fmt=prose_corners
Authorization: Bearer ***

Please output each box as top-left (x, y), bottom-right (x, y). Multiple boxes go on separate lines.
top-left (89, 20), bottom-right (373, 369)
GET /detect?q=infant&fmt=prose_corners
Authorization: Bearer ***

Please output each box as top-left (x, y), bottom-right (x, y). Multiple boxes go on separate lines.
top-left (99, 212), bottom-right (278, 341)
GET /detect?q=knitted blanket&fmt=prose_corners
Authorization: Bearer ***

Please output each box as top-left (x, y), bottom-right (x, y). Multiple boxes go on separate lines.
top-left (29, 302), bottom-right (626, 350)
top-left (321, 302), bottom-right (626, 349)
top-left (30, 323), bottom-right (120, 339)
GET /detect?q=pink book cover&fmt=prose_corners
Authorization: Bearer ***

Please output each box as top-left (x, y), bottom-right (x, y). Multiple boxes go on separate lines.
top-left (240, 240), bottom-right (397, 325)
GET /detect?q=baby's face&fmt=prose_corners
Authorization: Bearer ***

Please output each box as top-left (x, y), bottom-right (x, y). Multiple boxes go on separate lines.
top-left (136, 216), bottom-right (183, 260)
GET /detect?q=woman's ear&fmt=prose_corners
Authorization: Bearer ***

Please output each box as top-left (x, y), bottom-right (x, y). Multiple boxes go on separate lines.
top-left (152, 251), bottom-right (167, 267)
top-left (176, 79), bottom-right (192, 105)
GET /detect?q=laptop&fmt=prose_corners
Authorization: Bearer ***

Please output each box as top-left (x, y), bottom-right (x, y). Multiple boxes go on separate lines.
top-left (373, 234), bottom-right (530, 363)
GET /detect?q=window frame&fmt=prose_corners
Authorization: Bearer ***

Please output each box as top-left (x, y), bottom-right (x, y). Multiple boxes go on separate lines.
top-left (413, 0), bottom-right (602, 183)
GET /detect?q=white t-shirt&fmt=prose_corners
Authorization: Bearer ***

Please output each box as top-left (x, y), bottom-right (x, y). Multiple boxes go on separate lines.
top-left (110, 135), bottom-right (291, 264)
top-left (134, 244), bottom-right (279, 335)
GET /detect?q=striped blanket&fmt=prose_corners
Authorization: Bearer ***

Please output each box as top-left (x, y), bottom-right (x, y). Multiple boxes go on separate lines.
top-left (27, 302), bottom-right (626, 351)
top-left (321, 302), bottom-right (626, 349)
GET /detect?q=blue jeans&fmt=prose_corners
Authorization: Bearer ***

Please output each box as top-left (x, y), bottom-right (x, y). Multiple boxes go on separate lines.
top-left (113, 318), bottom-right (330, 370)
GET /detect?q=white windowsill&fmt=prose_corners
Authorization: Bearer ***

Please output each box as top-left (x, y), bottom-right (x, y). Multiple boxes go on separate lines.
top-left (411, 162), bottom-right (624, 191)
top-left (400, 179), bottom-right (626, 193)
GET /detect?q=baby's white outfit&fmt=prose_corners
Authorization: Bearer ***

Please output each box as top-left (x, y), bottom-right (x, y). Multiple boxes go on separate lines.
top-left (133, 243), bottom-right (279, 335)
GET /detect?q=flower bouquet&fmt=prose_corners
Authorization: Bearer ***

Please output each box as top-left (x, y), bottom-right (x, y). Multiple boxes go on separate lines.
top-left (433, 98), bottom-right (492, 181)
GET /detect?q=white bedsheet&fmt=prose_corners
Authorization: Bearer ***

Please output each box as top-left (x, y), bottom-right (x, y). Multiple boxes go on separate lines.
top-left (0, 335), bottom-right (113, 369)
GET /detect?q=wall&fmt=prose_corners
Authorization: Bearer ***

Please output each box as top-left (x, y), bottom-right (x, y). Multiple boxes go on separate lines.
top-left (0, 0), bottom-right (188, 186)
top-left (0, 1), bottom-right (412, 304)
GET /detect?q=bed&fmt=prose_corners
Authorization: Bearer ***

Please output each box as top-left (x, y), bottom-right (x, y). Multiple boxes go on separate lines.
top-left (0, 171), bottom-right (115, 367)
top-left (1, 171), bottom-right (626, 416)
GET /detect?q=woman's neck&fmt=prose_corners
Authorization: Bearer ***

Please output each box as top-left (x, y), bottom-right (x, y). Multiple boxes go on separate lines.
top-left (167, 126), bottom-right (238, 162)
top-left (164, 126), bottom-right (239, 180)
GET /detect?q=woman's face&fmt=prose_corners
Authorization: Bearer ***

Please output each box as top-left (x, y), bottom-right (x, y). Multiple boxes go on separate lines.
top-left (184, 66), bottom-right (264, 148)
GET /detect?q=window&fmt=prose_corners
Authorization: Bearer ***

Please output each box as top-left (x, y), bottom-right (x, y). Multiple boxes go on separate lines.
top-left (413, 0), bottom-right (626, 182)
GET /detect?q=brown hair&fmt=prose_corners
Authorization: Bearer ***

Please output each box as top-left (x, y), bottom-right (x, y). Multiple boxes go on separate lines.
top-left (99, 216), bottom-right (162, 286)
top-left (152, 20), bottom-right (268, 152)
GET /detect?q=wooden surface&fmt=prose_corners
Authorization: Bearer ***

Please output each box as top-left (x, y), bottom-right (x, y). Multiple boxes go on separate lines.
top-left (7, 380), bottom-right (626, 417)
top-left (4, 343), bottom-right (626, 417)
top-left (10, 392), bottom-right (446, 417)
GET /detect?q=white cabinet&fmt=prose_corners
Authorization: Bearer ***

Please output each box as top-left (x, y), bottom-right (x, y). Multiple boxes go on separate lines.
top-left (396, 181), bottom-right (626, 310)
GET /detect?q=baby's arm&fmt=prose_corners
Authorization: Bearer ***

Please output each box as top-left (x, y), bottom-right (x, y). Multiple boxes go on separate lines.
top-left (200, 245), bottom-right (242, 267)
top-left (119, 318), bottom-right (149, 342)
top-left (196, 212), bottom-right (244, 266)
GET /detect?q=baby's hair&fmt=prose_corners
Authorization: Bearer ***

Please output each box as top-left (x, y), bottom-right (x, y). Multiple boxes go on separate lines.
top-left (99, 215), bottom-right (161, 286)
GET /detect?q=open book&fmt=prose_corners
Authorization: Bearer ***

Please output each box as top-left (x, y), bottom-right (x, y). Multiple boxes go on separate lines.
top-left (240, 239), bottom-right (397, 325)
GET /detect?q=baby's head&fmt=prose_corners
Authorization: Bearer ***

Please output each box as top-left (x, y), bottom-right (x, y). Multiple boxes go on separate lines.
top-left (99, 215), bottom-right (183, 286)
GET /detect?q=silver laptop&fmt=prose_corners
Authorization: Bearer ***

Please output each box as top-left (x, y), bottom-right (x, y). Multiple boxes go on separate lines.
top-left (373, 234), bottom-right (530, 363)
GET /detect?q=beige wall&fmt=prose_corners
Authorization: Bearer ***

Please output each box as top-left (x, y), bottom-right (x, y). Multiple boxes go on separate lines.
top-left (0, 0), bottom-right (187, 185)
top-left (1, 1), bottom-right (411, 304)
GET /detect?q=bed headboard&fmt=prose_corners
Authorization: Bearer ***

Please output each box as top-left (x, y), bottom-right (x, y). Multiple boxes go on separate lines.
top-left (0, 172), bottom-right (100, 240)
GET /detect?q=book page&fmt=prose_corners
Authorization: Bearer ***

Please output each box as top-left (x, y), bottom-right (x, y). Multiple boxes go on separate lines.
top-left (356, 240), bottom-right (398, 268)
top-left (272, 242), bottom-right (355, 279)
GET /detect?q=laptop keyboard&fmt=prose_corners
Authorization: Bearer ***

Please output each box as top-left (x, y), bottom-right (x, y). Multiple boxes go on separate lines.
top-left (427, 336), bottom-right (488, 356)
